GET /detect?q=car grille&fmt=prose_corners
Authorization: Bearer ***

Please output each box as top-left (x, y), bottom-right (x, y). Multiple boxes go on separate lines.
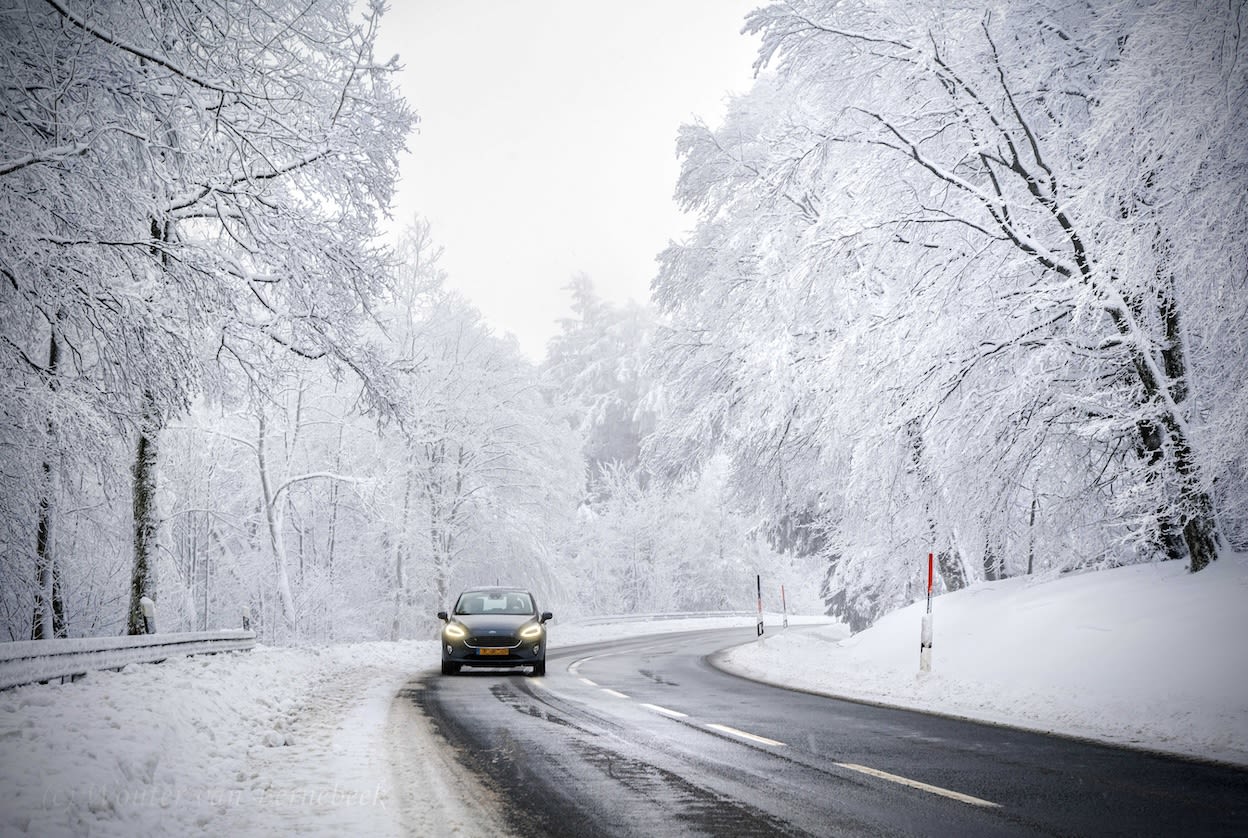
top-left (468, 636), bottom-right (517, 648)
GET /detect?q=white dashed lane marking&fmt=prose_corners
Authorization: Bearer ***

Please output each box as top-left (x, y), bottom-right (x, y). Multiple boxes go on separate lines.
top-left (835, 763), bottom-right (1001, 809)
top-left (640, 703), bottom-right (688, 719)
top-left (704, 723), bottom-right (786, 747)
top-left (554, 652), bottom-right (998, 810)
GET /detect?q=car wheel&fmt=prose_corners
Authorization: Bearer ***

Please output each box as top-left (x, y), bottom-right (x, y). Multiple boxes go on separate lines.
top-left (530, 660), bottom-right (546, 677)
top-left (441, 660), bottom-right (461, 675)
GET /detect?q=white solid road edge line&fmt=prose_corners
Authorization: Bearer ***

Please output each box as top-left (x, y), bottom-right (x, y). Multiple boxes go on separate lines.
top-left (579, 677), bottom-right (598, 687)
top-left (836, 762), bottom-right (1001, 809)
top-left (601, 688), bottom-right (630, 699)
top-left (568, 651), bottom-right (622, 675)
top-left (705, 723), bottom-right (785, 748)
top-left (568, 654), bottom-right (606, 675)
top-left (640, 703), bottom-right (689, 719)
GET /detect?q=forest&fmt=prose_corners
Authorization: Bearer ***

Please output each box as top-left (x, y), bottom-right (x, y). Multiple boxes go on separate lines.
top-left (1, 0), bottom-right (1244, 643)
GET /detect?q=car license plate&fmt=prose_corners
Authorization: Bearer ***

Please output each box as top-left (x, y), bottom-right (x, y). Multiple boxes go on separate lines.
top-left (479, 648), bottom-right (509, 656)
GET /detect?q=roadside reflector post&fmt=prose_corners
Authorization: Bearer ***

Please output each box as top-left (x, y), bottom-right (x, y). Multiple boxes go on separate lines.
top-left (781, 584), bottom-right (789, 629)
top-left (756, 574), bottom-right (765, 637)
top-left (920, 553), bottom-right (933, 672)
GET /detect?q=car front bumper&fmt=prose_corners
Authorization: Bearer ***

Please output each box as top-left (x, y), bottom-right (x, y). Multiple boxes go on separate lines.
top-left (443, 640), bottom-right (544, 668)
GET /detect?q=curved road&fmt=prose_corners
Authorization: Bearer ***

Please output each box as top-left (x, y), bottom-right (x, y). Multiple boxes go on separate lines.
top-left (404, 626), bottom-right (1247, 836)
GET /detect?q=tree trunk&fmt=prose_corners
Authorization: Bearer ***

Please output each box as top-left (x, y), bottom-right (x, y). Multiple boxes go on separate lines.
top-left (127, 396), bottom-right (159, 635)
top-left (1136, 419), bottom-right (1187, 563)
top-left (256, 412), bottom-right (299, 638)
top-left (391, 469), bottom-right (413, 642)
top-left (982, 537), bottom-right (1001, 582)
top-left (32, 330), bottom-right (61, 640)
top-left (1118, 292), bottom-right (1219, 571)
top-left (51, 557), bottom-right (66, 637)
top-left (936, 548), bottom-right (968, 591)
top-left (1027, 492), bottom-right (1037, 575)
top-left (1166, 417), bottom-right (1220, 572)
top-left (1156, 276), bottom-right (1220, 572)
top-left (202, 529), bottom-right (210, 631)
top-left (928, 516), bottom-right (967, 593)
top-left (325, 421), bottom-right (345, 570)
top-left (32, 457), bottom-right (55, 640)
top-left (127, 206), bottom-right (172, 635)
top-left (427, 440), bottom-right (453, 610)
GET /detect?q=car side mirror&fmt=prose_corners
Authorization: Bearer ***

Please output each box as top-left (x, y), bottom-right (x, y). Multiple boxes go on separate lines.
top-left (437, 610), bottom-right (448, 622)
top-left (540, 611), bottom-right (553, 624)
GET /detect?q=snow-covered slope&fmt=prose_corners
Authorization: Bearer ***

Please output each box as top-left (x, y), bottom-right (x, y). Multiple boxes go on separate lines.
top-left (722, 554), bottom-right (1248, 766)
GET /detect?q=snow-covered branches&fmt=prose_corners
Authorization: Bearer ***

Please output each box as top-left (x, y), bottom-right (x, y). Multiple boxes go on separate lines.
top-left (0, 0), bottom-right (412, 639)
top-left (651, 0), bottom-right (1246, 628)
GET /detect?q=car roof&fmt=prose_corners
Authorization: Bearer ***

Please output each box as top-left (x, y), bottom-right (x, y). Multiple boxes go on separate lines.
top-left (457, 587), bottom-right (533, 595)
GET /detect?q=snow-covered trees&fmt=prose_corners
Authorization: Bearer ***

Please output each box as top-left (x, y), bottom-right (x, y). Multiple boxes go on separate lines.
top-left (386, 288), bottom-right (583, 633)
top-left (543, 279), bottom-right (807, 615)
top-left (1, 0), bottom-right (412, 636)
top-left (140, 222), bottom-right (585, 644)
top-left (564, 456), bottom-right (805, 616)
top-left (6, 0), bottom-right (1237, 644)
top-left (160, 379), bottom-right (385, 643)
top-left (544, 276), bottom-right (657, 492)
top-left (651, 0), bottom-right (1246, 628)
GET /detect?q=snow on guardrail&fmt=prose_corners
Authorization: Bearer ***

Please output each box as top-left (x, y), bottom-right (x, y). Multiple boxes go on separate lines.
top-left (567, 611), bottom-right (756, 626)
top-left (0, 630), bottom-right (256, 691)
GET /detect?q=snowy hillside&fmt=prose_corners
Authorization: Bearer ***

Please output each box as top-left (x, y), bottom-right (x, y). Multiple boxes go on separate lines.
top-left (725, 554), bottom-right (1248, 766)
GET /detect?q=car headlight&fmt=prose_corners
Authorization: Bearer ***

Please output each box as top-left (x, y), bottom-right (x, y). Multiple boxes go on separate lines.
top-left (519, 623), bottom-right (543, 639)
top-left (443, 623), bottom-right (467, 639)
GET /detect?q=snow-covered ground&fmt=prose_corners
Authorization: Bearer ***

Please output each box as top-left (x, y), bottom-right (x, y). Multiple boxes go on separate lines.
top-left (0, 641), bottom-right (424, 837)
top-left (725, 554), bottom-right (1248, 766)
top-left (2, 560), bottom-right (1245, 835)
top-left (0, 616), bottom-right (781, 836)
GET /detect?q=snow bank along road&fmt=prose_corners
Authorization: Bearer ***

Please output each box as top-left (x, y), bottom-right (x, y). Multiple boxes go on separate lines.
top-left (411, 626), bottom-right (1248, 837)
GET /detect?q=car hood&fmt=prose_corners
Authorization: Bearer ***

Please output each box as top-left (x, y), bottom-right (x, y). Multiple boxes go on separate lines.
top-left (452, 614), bottom-right (536, 634)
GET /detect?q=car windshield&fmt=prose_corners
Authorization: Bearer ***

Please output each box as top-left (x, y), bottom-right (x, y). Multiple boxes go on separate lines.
top-left (454, 592), bottom-right (535, 616)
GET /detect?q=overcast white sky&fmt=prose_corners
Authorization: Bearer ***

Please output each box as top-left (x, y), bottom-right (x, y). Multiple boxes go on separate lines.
top-left (376, 1), bottom-right (762, 361)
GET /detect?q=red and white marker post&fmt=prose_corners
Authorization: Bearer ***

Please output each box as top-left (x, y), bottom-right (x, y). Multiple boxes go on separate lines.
top-left (781, 584), bottom-right (789, 629)
top-left (920, 552), bottom-right (934, 672)
top-left (756, 574), bottom-right (765, 637)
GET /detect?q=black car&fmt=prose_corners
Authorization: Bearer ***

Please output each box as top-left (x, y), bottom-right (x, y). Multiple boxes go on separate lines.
top-left (437, 587), bottom-right (553, 676)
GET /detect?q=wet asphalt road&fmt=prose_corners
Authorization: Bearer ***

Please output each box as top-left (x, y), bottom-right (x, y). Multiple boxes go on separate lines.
top-left (408, 626), bottom-right (1248, 836)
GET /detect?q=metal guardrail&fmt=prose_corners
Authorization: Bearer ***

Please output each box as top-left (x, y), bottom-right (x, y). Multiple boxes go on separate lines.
top-left (567, 610), bottom-right (756, 626)
top-left (0, 630), bottom-right (256, 691)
